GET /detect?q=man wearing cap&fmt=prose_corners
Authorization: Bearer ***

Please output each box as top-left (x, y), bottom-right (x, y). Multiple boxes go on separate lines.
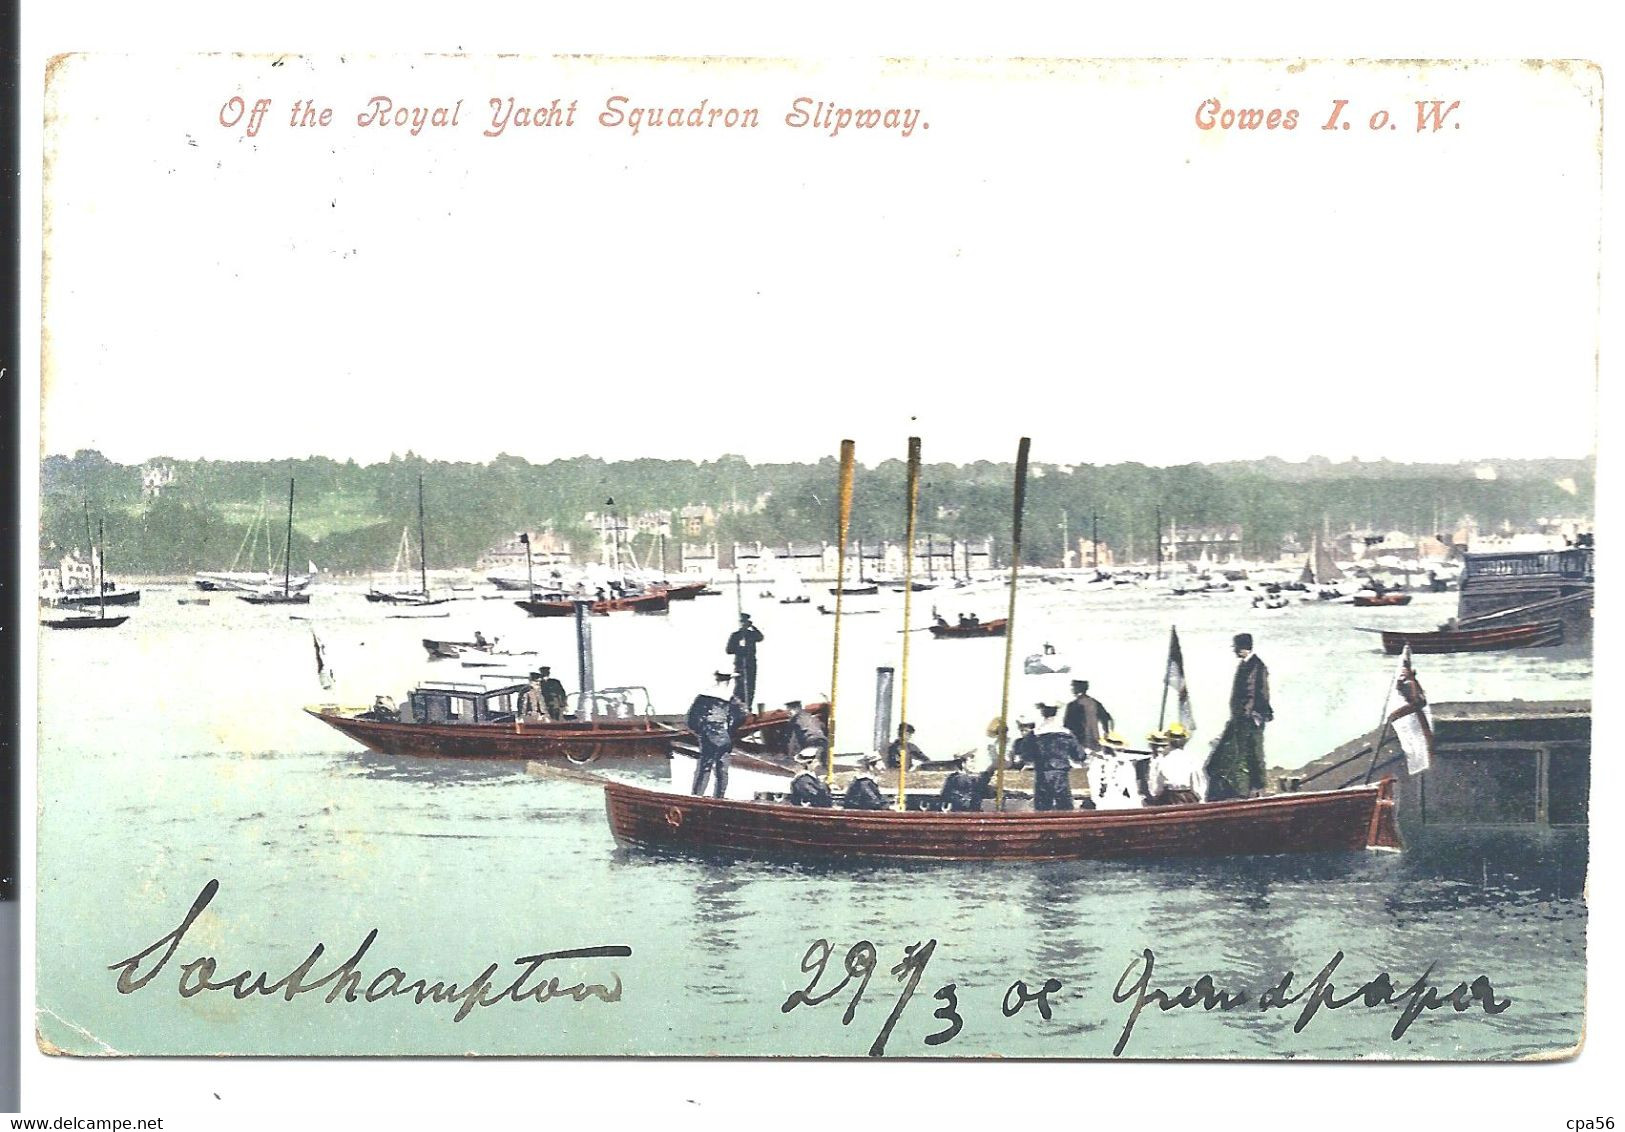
top-left (726, 613), bottom-right (765, 707)
top-left (938, 751), bottom-right (997, 813)
top-left (1062, 679), bottom-right (1114, 752)
top-left (537, 666), bottom-right (568, 721)
top-left (1208, 633), bottom-right (1273, 800)
top-left (1014, 702), bottom-right (1083, 811)
top-left (686, 671), bottom-right (746, 798)
top-left (519, 672), bottom-right (549, 722)
top-left (788, 769), bottom-right (835, 807)
top-left (843, 757), bottom-right (889, 810)
top-left (784, 699), bottom-right (829, 764)
top-left (885, 723), bottom-right (926, 770)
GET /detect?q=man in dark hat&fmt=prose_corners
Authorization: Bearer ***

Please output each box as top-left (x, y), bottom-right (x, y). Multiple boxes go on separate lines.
top-left (686, 670), bottom-right (746, 798)
top-left (938, 751), bottom-right (997, 813)
top-left (842, 755), bottom-right (889, 810)
top-left (1014, 699), bottom-right (1083, 811)
top-left (726, 613), bottom-right (765, 707)
top-left (783, 699), bottom-right (828, 764)
top-left (537, 665), bottom-right (568, 721)
top-left (519, 671), bottom-right (549, 721)
top-left (885, 723), bottom-right (926, 770)
top-left (1062, 679), bottom-right (1114, 752)
top-left (788, 769), bottom-right (835, 807)
top-left (1207, 633), bottom-right (1273, 800)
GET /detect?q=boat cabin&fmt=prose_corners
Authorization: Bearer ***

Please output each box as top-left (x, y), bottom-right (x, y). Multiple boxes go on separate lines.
top-left (402, 681), bottom-right (526, 725)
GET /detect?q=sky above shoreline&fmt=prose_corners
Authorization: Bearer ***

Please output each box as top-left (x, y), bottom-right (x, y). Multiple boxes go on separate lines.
top-left (39, 57), bottom-right (1601, 471)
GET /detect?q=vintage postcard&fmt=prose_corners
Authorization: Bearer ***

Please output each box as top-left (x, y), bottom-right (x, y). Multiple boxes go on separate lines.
top-left (30, 54), bottom-right (1597, 1071)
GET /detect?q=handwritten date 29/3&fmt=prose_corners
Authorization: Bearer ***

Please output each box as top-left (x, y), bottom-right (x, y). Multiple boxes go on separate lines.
top-left (1194, 98), bottom-right (1462, 134)
top-left (781, 938), bottom-right (1057, 1057)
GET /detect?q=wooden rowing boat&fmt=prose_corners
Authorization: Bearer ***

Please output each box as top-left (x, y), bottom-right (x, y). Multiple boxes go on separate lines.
top-left (602, 776), bottom-right (1402, 862)
top-left (515, 591), bottom-right (671, 617)
top-left (929, 618), bottom-right (1008, 638)
top-left (1377, 620), bottom-right (1564, 655)
top-left (1352, 593), bottom-right (1412, 608)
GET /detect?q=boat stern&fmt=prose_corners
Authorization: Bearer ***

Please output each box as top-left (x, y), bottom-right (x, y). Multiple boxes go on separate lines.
top-left (1365, 776), bottom-right (1404, 852)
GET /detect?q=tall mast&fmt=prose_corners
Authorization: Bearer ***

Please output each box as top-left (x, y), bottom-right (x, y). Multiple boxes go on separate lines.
top-left (1155, 506), bottom-right (1162, 579)
top-left (98, 518), bottom-right (107, 620)
top-left (417, 475), bottom-right (428, 597)
top-left (994, 438), bottom-right (1031, 810)
top-left (283, 478), bottom-right (295, 597)
top-left (826, 441), bottom-right (856, 784)
top-left (896, 438), bottom-right (921, 810)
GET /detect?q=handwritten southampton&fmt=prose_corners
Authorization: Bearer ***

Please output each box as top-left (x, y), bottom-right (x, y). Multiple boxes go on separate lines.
top-left (217, 95), bottom-right (929, 140)
top-left (109, 881), bottom-right (629, 1023)
top-left (782, 938), bottom-right (1510, 1057)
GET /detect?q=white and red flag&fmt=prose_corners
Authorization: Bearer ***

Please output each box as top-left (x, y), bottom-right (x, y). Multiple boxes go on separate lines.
top-left (1387, 645), bottom-right (1434, 774)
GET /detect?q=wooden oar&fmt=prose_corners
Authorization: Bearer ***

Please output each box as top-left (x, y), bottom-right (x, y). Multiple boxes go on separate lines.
top-left (897, 437), bottom-right (921, 811)
top-left (826, 440), bottom-right (856, 785)
top-left (524, 760), bottom-right (613, 787)
top-left (995, 438), bottom-right (1031, 811)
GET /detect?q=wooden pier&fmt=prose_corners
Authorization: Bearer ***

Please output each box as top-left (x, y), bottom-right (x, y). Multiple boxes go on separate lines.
top-left (1284, 700), bottom-right (1590, 830)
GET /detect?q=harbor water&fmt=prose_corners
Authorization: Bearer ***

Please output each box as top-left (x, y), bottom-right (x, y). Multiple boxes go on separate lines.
top-left (35, 580), bottom-right (1589, 1059)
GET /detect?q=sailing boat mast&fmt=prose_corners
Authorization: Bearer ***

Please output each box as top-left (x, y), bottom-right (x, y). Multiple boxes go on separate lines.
top-left (98, 519), bottom-right (107, 620)
top-left (283, 478), bottom-right (295, 598)
top-left (417, 475), bottom-right (429, 598)
top-left (994, 439), bottom-right (1031, 810)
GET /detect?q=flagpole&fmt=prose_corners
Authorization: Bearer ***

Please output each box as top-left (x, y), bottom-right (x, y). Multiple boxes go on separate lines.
top-left (1158, 625), bottom-right (1176, 730)
top-left (896, 438), bottom-right (921, 811)
top-left (1362, 646), bottom-right (1409, 784)
top-left (827, 440), bottom-right (856, 785)
top-left (995, 437), bottom-right (1031, 812)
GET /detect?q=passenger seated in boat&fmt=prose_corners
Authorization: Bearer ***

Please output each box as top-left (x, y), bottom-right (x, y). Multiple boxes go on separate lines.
top-left (473, 630), bottom-right (489, 648)
top-left (938, 751), bottom-right (996, 812)
top-left (1084, 732), bottom-right (1145, 811)
top-left (842, 757), bottom-right (888, 811)
top-left (788, 770), bottom-right (835, 808)
top-left (885, 723), bottom-right (926, 769)
top-left (1145, 722), bottom-right (1206, 804)
top-left (365, 695), bottom-right (399, 722)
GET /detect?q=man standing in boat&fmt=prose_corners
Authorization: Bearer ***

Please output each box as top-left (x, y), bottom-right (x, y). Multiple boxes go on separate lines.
top-left (1015, 700), bottom-right (1083, 811)
top-left (686, 670), bottom-right (746, 799)
top-left (519, 671), bottom-right (549, 722)
top-left (726, 613), bottom-right (765, 708)
top-left (537, 666), bottom-right (568, 721)
top-left (1063, 679), bottom-right (1114, 752)
top-left (1207, 633), bottom-right (1273, 800)
top-left (784, 699), bottom-right (828, 764)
